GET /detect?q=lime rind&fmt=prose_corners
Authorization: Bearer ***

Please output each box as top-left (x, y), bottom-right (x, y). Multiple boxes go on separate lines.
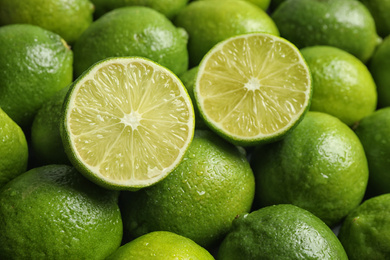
top-left (61, 57), bottom-right (195, 190)
top-left (194, 33), bottom-right (312, 146)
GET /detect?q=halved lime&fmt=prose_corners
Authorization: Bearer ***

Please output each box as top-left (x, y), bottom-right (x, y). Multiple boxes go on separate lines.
top-left (61, 57), bottom-right (195, 190)
top-left (194, 33), bottom-right (312, 146)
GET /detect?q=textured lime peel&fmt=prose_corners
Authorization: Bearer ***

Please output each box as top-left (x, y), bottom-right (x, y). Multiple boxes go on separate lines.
top-left (62, 57), bottom-right (195, 190)
top-left (195, 33), bottom-right (312, 146)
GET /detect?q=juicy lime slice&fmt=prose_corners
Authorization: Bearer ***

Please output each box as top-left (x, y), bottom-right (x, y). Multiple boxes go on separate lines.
top-left (61, 57), bottom-right (195, 190)
top-left (194, 33), bottom-right (312, 146)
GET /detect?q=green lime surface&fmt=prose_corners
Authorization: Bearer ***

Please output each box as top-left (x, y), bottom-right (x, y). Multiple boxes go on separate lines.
top-left (359, 0), bottom-right (390, 38)
top-left (252, 111), bottom-right (369, 227)
top-left (179, 67), bottom-right (208, 130)
top-left (0, 0), bottom-right (94, 44)
top-left (174, 0), bottom-right (279, 67)
top-left (0, 108), bottom-right (28, 188)
top-left (218, 204), bottom-right (348, 259)
top-left (301, 45), bottom-right (377, 126)
top-left (120, 130), bottom-right (255, 248)
top-left (272, 0), bottom-right (380, 62)
top-left (91, 0), bottom-right (188, 19)
top-left (73, 6), bottom-right (188, 77)
top-left (369, 35), bottom-right (390, 108)
top-left (31, 86), bottom-right (70, 167)
top-left (0, 24), bottom-right (73, 129)
top-left (107, 231), bottom-right (214, 260)
top-left (199, 0), bottom-right (270, 10)
top-left (0, 165), bottom-right (123, 260)
top-left (338, 194), bottom-right (390, 260)
top-left (354, 107), bottom-right (390, 196)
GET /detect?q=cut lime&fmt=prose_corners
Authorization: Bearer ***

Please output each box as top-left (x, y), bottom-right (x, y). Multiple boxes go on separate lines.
top-left (194, 33), bottom-right (312, 146)
top-left (61, 57), bottom-right (195, 190)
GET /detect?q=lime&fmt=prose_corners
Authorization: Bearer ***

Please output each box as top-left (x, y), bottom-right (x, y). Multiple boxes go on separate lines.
top-left (354, 107), bottom-right (390, 197)
top-left (179, 67), bottom-right (208, 130)
top-left (218, 204), bottom-right (348, 259)
top-left (338, 194), bottom-right (390, 260)
top-left (272, 0), bottom-right (380, 62)
top-left (120, 130), bottom-right (255, 248)
top-left (252, 111), bottom-right (368, 227)
top-left (301, 45), bottom-right (377, 126)
top-left (0, 0), bottom-right (94, 44)
top-left (107, 231), bottom-right (214, 260)
top-left (0, 108), bottom-right (28, 188)
top-left (61, 57), bottom-right (194, 190)
top-left (194, 33), bottom-right (312, 146)
top-left (0, 24), bottom-right (73, 129)
top-left (91, 0), bottom-right (188, 19)
top-left (369, 35), bottom-right (390, 108)
top-left (359, 0), bottom-right (390, 38)
top-left (0, 165), bottom-right (122, 260)
top-left (31, 86), bottom-right (70, 167)
top-left (199, 0), bottom-right (271, 11)
top-left (73, 6), bottom-right (188, 77)
top-left (174, 0), bottom-right (279, 66)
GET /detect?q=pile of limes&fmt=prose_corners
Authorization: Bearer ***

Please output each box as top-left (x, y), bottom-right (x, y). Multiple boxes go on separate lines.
top-left (0, 0), bottom-right (390, 259)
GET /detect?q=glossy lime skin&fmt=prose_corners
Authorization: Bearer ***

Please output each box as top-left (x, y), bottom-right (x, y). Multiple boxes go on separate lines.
top-left (252, 112), bottom-right (368, 227)
top-left (0, 165), bottom-right (122, 260)
top-left (0, 108), bottom-right (28, 188)
top-left (179, 67), bottom-right (208, 130)
top-left (120, 130), bottom-right (255, 248)
top-left (73, 6), bottom-right (189, 77)
top-left (174, 0), bottom-right (279, 67)
top-left (370, 36), bottom-right (390, 108)
top-left (359, 0), bottom-right (390, 38)
top-left (301, 46), bottom-right (377, 126)
top-left (31, 86), bottom-right (70, 167)
top-left (338, 194), bottom-right (390, 260)
top-left (354, 107), bottom-right (390, 196)
top-left (218, 204), bottom-right (348, 260)
top-left (0, 0), bottom-right (94, 44)
top-left (106, 231), bottom-right (215, 260)
top-left (0, 24), bottom-right (73, 129)
top-left (91, 0), bottom-right (189, 19)
top-left (272, 0), bottom-right (379, 62)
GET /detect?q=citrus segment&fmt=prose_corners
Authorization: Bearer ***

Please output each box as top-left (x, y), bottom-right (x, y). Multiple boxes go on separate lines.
top-left (195, 33), bottom-right (311, 146)
top-left (62, 57), bottom-right (194, 190)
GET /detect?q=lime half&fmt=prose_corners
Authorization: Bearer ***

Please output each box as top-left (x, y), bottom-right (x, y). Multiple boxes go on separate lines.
top-left (61, 57), bottom-right (195, 190)
top-left (194, 33), bottom-right (312, 146)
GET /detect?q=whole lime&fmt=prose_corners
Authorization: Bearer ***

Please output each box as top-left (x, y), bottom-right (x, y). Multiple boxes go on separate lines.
top-left (359, 0), bottom-right (390, 38)
top-left (0, 108), bottom-right (28, 188)
top-left (120, 130), bottom-right (255, 248)
top-left (252, 111), bottom-right (369, 227)
top-left (0, 24), bottom-right (73, 129)
top-left (0, 165), bottom-right (123, 260)
top-left (354, 107), bottom-right (390, 196)
top-left (179, 66), bottom-right (208, 130)
top-left (338, 194), bottom-right (390, 260)
top-left (91, 0), bottom-right (189, 19)
top-left (301, 45), bottom-right (377, 126)
top-left (107, 231), bottom-right (215, 260)
top-left (218, 204), bottom-right (348, 259)
top-left (174, 0), bottom-right (279, 66)
top-left (272, 0), bottom-right (380, 62)
top-left (73, 6), bottom-right (188, 77)
top-left (31, 86), bottom-right (70, 167)
top-left (369, 35), bottom-right (390, 108)
top-left (0, 0), bottom-right (94, 44)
